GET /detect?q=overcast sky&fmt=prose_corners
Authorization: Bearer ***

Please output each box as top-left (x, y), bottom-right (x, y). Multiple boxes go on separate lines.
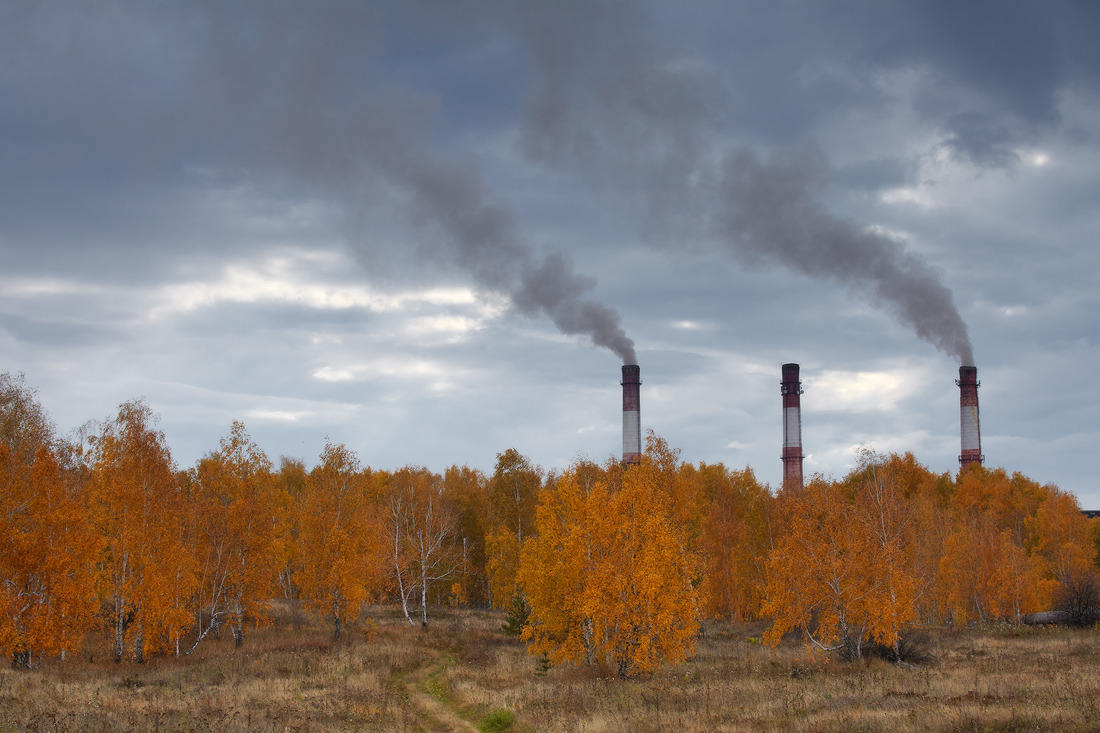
top-left (2, 1), bottom-right (1098, 505)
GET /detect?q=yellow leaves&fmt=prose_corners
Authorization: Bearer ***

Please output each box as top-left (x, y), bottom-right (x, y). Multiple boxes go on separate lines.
top-left (767, 450), bottom-right (1092, 647)
top-left (89, 399), bottom-right (192, 661)
top-left (519, 443), bottom-right (699, 678)
top-left (937, 522), bottom-right (1043, 624)
top-left (0, 443), bottom-right (97, 663)
top-left (487, 449), bottom-right (542, 608)
top-left (443, 465), bottom-right (490, 606)
top-left (190, 421), bottom-right (280, 648)
top-left (4, 374), bottom-right (1099, 669)
top-left (1031, 488), bottom-right (1094, 583)
top-left (764, 475), bottom-right (917, 659)
top-left (698, 464), bottom-right (770, 622)
top-left (296, 441), bottom-right (384, 637)
top-left (486, 528), bottom-right (521, 609)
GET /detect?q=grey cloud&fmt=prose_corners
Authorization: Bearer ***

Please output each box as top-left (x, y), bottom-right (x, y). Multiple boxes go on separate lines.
top-left (0, 313), bottom-right (122, 348)
top-left (0, 1), bottom-right (636, 363)
top-left (894, 1), bottom-right (1063, 124)
top-left (942, 111), bottom-right (1022, 168)
top-left (836, 158), bottom-right (915, 193)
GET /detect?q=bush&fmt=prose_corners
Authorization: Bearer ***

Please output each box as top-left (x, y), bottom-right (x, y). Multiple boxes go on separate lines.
top-left (479, 708), bottom-right (515, 732)
top-left (1054, 571), bottom-right (1100, 627)
top-left (865, 628), bottom-right (933, 665)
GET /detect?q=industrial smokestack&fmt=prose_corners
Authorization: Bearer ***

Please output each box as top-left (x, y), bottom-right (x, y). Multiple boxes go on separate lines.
top-left (957, 365), bottom-right (983, 469)
top-left (622, 364), bottom-right (641, 465)
top-left (781, 363), bottom-right (804, 489)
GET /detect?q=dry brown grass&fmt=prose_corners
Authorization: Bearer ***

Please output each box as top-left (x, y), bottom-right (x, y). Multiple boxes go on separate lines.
top-left (2, 606), bottom-right (1099, 732)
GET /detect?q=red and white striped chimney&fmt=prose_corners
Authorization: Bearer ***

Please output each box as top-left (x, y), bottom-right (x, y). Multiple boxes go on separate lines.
top-left (781, 363), bottom-right (804, 489)
top-left (622, 364), bottom-right (641, 465)
top-left (957, 365), bottom-right (983, 469)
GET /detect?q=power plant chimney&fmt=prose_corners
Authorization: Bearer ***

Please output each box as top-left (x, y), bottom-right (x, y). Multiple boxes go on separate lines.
top-left (622, 364), bottom-right (641, 465)
top-left (781, 363), bottom-right (804, 489)
top-left (957, 365), bottom-right (983, 469)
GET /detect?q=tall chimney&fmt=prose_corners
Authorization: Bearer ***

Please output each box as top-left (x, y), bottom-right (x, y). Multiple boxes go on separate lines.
top-left (621, 364), bottom-right (641, 465)
top-left (957, 365), bottom-right (983, 469)
top-left (781, 363), bottom-right (804, 489)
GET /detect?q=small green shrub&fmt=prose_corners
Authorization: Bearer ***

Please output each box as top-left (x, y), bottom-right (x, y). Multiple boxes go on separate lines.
top-left (501, 595), bottom-right (529, 636)
top-left (479, 708), bottom-right (515, 732)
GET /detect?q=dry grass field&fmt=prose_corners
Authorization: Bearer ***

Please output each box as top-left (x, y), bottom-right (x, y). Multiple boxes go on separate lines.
top-left (2, 603), bottom-right (1099, 732)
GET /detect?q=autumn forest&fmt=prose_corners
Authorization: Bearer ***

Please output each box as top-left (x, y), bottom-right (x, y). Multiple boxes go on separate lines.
top-left (2, 370), bottom-right (1098, 680)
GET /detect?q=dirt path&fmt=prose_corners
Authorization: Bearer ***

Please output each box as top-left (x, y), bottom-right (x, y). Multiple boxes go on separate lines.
top-left (400, 652), bottom-right (480, 733)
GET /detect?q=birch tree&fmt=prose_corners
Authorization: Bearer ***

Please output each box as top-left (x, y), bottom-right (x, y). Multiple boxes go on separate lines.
top-left (187, 421), bottom-right (279, 650)
top-left (520, 437), bottom-right (700, 677)
top-left (763, 477), bottom-right (917, 660)
top-left (486, 449), bottom-right (541, 608)
top-left (296, 442), bottom-right (383, 639)
top-left (385, 466), bottom-right (464, 627)
top-left (89, 400), bottom-right (192, 663)
top-left (698, 463), bottom-right (771, 622)
top-left (0, 375), bottom-right (97, 666)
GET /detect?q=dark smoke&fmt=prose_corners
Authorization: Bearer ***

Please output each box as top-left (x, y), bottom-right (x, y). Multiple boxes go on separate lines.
top-left (196, 4), bottom-right (636, 364)
top-left (506, 2), bottom-right (975, 365)
top-left (377, 146), bottom-right (636, 363)
top-left (513, 253), bottom-right (636, 363)
top-left (712, 144), bottom-right (974, 366)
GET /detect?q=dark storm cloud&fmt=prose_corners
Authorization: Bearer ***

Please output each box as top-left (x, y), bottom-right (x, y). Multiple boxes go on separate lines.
top-left (0, 0), bottom-right (636, 362)
top-left (510, 1), bottom-right (726, 196)
top-left (7, 0), bottom-right (1089, 365)
top-left (850, 1), bottom-right (1100, 166)
top-left (899, 0), bottom-right (1064, 123)
top-left (652, 1), bottom-right (1098, 165)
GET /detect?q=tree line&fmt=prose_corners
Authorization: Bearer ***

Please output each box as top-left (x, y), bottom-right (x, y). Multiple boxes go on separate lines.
top-left (2, 372), bottom-right (1098, 674)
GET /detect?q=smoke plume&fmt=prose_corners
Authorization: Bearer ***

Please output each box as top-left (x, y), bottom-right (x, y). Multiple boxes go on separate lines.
top-left (506, 2), bottom-right (975, 365)
top-left (200, 4), bottom-right (637, 364)
top-left (712, 145), bottom-right (974, 365)
top-left (3, 3), bottom-right (635, 365)
top-left (377, 146), bottom-right (637, 363)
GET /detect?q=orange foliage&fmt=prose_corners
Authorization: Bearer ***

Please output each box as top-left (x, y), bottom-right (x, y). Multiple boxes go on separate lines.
top-left (89, 400), bottom-right (192, 662)
top-left (937, 518), bottom-right (1041, 624)
top-left (5, 367), bottom-right (1100, 669)
top-left (1030, 487), bottom-right (1097, 606)
top-left (486, 449), bottom-right (541, 608)
top-left (187, 421), bottom-right (280, 650)
top-left (295, 442), bottom-right (384, 639)
top-left (764, 474), bottom-right (918, 659)
top-left (443, 465), bottom-right (490, 607)
top-left (697, 464), bottom-right (771, 622)
top-left (519, 435), bottom-right (699, 677)
top-left (0, 445), bottom-right (97, 666)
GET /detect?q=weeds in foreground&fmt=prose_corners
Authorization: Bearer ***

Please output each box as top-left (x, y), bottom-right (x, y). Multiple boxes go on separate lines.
top-left (1, 606), bottom-right (1099, 732)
